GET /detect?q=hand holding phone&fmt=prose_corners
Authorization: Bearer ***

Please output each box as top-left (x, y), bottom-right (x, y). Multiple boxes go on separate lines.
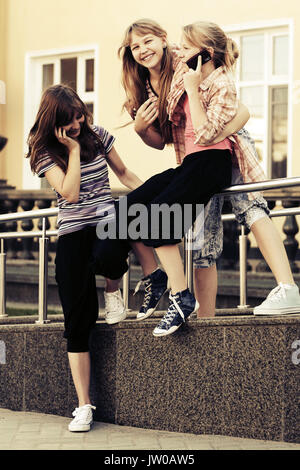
top-left (183, 51), bottom-right (210, 93)
top-left (186, 50), bottom-right (211, 70)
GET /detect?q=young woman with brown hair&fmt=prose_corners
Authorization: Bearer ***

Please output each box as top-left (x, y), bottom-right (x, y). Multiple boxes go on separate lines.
top-left (27, 84), bottom-right (145, 431)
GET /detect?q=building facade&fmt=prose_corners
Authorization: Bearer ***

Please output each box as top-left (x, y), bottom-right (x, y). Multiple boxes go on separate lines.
top-left (1, 0), bottom-right (300, 193)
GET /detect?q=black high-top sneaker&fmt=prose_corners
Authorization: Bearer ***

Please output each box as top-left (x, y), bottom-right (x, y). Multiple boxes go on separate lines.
top-left (153, 288), bottom-right (199, 337)
top-left (134, 268), bottom-right (168, 321)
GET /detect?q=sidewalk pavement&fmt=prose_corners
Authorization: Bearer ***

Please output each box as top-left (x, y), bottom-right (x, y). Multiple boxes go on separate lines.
top-left (0, 408), bottom-right (300, 451)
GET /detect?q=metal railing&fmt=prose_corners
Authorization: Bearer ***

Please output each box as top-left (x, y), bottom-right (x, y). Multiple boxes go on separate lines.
top-left (1, 176), bottom-right (300, 323)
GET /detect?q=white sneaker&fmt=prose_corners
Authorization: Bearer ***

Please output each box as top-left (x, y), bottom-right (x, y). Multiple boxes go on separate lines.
top-left (253, 283), bottom-right (300, 316)
top-left (104, 289), bottom-right (126, 324)
top-left (68, 404), bottom-right (96, 432)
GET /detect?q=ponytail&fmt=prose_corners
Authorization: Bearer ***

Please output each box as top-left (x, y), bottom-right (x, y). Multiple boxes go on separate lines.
top-left (225, 37), bottom-right (239, 69)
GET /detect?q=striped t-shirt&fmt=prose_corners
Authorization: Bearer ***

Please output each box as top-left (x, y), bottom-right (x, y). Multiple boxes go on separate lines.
top-left (36, 125), bottom-right (116, 237)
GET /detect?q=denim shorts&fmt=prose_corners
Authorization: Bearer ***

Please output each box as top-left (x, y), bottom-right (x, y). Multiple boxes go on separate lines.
top-left (193, 130), bottom-right (270, 268)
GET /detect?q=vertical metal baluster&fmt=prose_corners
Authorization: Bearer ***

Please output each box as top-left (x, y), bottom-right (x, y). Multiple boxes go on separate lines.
top-left (0, 238), bottom-right (8, 318)
top-left (36, 218), bottom-right (50, 324)
top-left (184, 227), bottom-right (194, 293)
top-left (238, 225), bottom-right (250, 309)
top-left (123, 259), bottom-right (130, 312)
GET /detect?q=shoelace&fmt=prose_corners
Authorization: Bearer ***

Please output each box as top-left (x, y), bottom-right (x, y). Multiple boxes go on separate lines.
top-left (267, 283), bottom-right (291, 302)
top-left (134, 278), bottom-right (152, 306)
top-left (160, 293), bottom-right (185, 327)
top-left (72, 405), bottom-right (96, 421)
top-left (134, 268), bottom-right (163, 296)
top-left (141, 282), bottom-right (152, 308)
top-left (134, 279), bottom-right (142, 295)
top-left (105, 291), bottom-right (123, 313)
top-left (134, 277), bottom-right (148, 295)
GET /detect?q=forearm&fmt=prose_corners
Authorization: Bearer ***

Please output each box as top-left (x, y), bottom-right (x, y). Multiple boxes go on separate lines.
top-left (119, 169), bottom-right (144, 190)
top-left (61, 149), bottom-right (81, 202)
top-left (210, 102), bottom-right (250, 144)
top-left (186, 89), bottom-right (208, 134)
top-left (135, 125), bottom-right (165, 150)
top-left (183, 64), bottom-right (238, 144)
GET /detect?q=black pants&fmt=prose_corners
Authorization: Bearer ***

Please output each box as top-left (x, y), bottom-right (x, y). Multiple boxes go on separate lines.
top-left (71, 150), bottom-right (232, 349)
top-left (93, 150), bottom-right (232, 274)
top-left (55, 226), bottom-right (130, 352)
top-left (116, 150), bottom-right (232, 247)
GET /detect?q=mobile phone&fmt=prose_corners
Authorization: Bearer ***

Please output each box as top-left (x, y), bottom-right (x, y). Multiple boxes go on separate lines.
top-left (0, 135), bottom-right (7, 152)
top-left (186, 50), bottom-right (211, 70)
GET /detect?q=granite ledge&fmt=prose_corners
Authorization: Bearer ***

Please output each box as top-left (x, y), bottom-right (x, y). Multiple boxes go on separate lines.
top-left (1, 312), bottom-right (300, 331)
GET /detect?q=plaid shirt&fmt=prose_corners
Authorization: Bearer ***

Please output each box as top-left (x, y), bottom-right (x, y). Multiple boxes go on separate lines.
top-left (167, 62), bottom-right (267, 197)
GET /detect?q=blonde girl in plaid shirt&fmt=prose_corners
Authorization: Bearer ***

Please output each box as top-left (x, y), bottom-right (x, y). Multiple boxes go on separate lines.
top-left (169, 21), bottom-right (300, 316)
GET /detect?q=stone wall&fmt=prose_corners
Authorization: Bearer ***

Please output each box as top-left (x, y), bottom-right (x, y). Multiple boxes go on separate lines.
top-left (0, 314), bottom-right (299, 443)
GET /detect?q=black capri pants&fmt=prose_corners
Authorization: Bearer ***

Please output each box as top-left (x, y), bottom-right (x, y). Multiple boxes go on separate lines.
top-left (115, 150), bottom-right (232, 247)
top-left (92, 150), bottom-right (232, 277)
top-left (58, 149), bottom-right (232, 351)
top-left (55, 226), bottom-right (131, 353)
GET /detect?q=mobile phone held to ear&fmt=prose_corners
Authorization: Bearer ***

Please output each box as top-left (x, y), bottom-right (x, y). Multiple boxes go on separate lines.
top-left (186, 50), bottom-right (211, 70)
top-left (0, 135), bottom-right (7, 152)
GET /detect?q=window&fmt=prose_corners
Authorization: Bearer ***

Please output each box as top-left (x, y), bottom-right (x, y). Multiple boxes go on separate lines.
top-left (273, 35), bottom-right (289, 76)
top-left (270, 86), bottom-right (288, 179)
top-left (23, 47), bottom-right (98, 189)
top-left (240, 34), bottom-right (264, 81)
top-left (39, 52), bottom-right (96, 109)
top-left (227, 24), bottom-right (291, 178)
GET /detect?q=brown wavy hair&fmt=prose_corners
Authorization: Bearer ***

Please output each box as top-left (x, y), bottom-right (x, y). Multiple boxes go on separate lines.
top-left (118, 19), bottom-right (173, 144)
top-left (27, 84), bottom-right (105, 173)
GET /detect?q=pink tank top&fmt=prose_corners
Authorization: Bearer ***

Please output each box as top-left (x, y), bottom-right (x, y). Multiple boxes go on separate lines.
top-left (183, 95), bottom-right (232, 157)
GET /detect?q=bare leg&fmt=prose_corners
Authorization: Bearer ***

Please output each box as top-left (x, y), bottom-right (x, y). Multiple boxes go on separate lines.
top-left (68, 352), bottom-right (91, 407)
top-left (251, 217), bottom-right (294, 284)
top-left (155, 244), bottom-right (186, 294)
top-left (105, 278), bottom-right (121, 293)
top-left (131, 241), bottom-right (158, 276)
top-left (193, 265), bottom-right (217, 318)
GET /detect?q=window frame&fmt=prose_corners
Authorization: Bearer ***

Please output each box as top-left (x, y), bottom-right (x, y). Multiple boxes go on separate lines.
top-left (223, 19), bottom-right (294, 179)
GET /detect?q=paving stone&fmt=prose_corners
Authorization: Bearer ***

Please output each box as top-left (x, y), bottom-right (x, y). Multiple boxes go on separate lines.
top-left (1, 408), bottom-right (300, 451)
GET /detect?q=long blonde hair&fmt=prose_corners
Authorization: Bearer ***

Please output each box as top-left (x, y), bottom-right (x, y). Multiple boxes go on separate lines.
top-left (182, 21), bottom-right (239, 70)
top-left (118, 19), bottom-right (173, 144)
